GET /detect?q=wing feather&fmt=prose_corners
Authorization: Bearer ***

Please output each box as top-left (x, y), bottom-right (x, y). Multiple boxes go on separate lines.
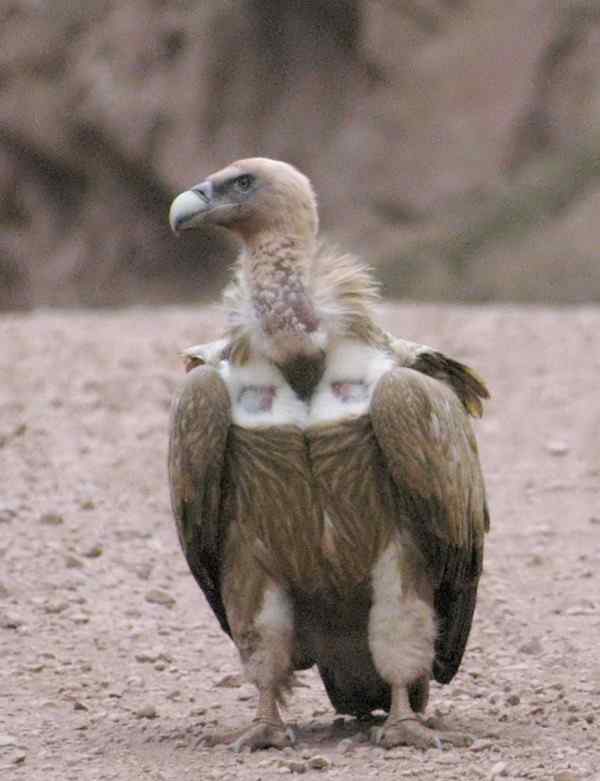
top-left (370, 367), bottom-right (488, 683)
top-left (168, 365), bottom-right (232, 636)
top-left (386, 335), bottom-right (490, 418)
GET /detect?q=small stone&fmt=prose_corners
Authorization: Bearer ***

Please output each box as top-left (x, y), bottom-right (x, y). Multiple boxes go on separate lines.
top-left (144, 589), bottom-right (175, 608)
top-left (80, 499), bottom-right (96, 510)
top-left (135, 704), bottom-right (158, 719)
top-left (527, 554), bottom-right (545, 567)
top-left (135, 563), bottom-right (153, 581)
top-left (64, 554), bottom-right (84, 569)
top-left (505, 694), bottom-right (520, 706)
top-left (83, 544), bottom-right (103, 559)
top-left (0, 506), bottom-right (17, 523)
top-left (307, 755), bottom-right (331, 770)
top-left (39, 512), bottom-right (64, 525)
top-left (554, 773), bottom-right (578, 781)
top-left (0, 611), bottom-right (23, 629)
top-left (546, 441), bottom-right (569, 456)
top-left (135, 651), bottom-right (158, 663)
top-left (0, 735), bottom-right (17, 748)
top-left (13, 751), bottom-right (26, 764)
top-left (280, 760), bottom-right (306, 774)
top-left (215, 673), bottom-right (244, 688)
top-left (337, 738), bottom-right (353, 754)
top-left (489, 761), bottom-right (508, 778)
top-left (73, 701), bottom-right (88, 711)
top-left (470, 739), bottom-right (493, 752)
top-left (44, 600), bottom-right (68, 614)
top-left (519, 637), bottom-right (543, 655)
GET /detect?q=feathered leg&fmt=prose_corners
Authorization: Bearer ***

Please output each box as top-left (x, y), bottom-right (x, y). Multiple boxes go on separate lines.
top-left (368, 544), bottom-right (471, 749)
top-left (221, 557), bottom-right (296, 752)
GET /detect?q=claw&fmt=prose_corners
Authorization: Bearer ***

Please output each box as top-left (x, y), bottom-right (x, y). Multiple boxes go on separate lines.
top-left (231, 720), bottom-right (293, 753)
top-left (370, 716), bottom-right (471, 750)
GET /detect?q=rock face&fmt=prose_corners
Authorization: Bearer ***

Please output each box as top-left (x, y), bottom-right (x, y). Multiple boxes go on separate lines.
top-left (2, 0), bottom-right (600, 308)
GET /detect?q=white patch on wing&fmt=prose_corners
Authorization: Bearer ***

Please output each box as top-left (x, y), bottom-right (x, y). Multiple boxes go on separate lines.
top-left (220, 358), bottom-right (308, 428)
top-left (309, 339), bottom-right (394, 425)
top-left (256, 586), bottom-right (294, 632)
top-left (243, 583), bottom-right (294, 690)
top-left (368, 541), bottom-right (436, 685)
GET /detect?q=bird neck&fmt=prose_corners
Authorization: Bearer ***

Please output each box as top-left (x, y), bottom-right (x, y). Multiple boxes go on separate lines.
top-left (242, 230), bottom-right (323, 363)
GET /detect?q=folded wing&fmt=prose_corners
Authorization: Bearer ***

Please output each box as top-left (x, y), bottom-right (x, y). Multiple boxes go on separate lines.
top-left (168, 366), bottom-right (232, 636)
top-left (370, 367), bottom-right (488, 683)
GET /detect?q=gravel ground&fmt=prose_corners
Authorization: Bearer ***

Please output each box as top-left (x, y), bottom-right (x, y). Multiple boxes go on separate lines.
top-left (1, 303), bottom-right (598, 781)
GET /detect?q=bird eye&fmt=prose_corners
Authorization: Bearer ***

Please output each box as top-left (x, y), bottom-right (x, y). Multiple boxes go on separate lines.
top-left (234, 174), bottom-right (253, 192)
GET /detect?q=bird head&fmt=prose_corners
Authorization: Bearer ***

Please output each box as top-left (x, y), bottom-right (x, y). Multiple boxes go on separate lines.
top-left (169, 158), bottom-right (319, 248)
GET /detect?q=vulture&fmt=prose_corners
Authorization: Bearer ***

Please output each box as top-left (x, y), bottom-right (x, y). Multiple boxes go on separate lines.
top-left (167, 158), bottom-right (489, 752)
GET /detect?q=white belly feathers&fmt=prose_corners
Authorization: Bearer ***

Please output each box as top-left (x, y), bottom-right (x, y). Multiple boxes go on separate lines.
top-left (219, 339), bottom-right (394, 429)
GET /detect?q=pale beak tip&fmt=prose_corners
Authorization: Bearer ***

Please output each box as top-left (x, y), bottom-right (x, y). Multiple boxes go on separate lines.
top-left (169, 189), bottom-right (207, 235)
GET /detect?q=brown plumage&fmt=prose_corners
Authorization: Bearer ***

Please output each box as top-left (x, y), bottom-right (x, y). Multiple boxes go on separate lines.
top-left (168, 158), bottom-right (490, 751)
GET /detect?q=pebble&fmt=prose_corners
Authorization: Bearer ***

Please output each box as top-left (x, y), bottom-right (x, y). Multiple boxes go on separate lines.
top-left (70, 612), bottom-right (90, 624)
top-left (83, 543), bottom-right (103, 559)
top-left (64, 554), bottom-right (84, 569)
top-left (519, 637), bottom-right (543, 655)
top-left (215, 673), bottom-right (244, 688)
top-left (145, 589), bottom-right (175, 608)
top-left (0, 735), bottom-right (17, 748)
top-left (135, 704), bottom-right (158, 719)
top-left (0, 506), bottom-right (17, 523)
top-left (470, 739), bottom-right (494, 753)
top-left (337, 738), bottom-right (353, 754)
top-left (307, 755), bottom-right (331, 770)
top-left (39, 512), bottom-right (64, 525)
top-left (546, 441), bottom-right (569, 456)
top-left (135, 651), bottom-right (159, 663)
top-left (279, 759), bottom-right (307, 774)
top-left (505, 694), bottom-right (520, 706)
top-left (554, 773), bottom-right (578, 781)
top-left (489, 761), bottom-right (508, 778)
top-left (44, 600), bottom-right (68, 614)
top-left (0, 611), bottom-right (23, 629)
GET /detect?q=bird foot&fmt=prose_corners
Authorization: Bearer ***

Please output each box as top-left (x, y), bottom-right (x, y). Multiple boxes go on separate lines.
top-left (371, 716), bottom-right (472, 750)
top-left (232, 719), bottom-right (295, 753)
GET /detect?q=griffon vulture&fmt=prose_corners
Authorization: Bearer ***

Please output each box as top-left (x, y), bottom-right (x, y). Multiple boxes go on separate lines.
top-left (168, 158), bottom-right (489, 751)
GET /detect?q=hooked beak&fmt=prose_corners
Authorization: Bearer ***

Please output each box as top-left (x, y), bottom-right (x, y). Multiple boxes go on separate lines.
top-left (169, 180), bottom-right (213, 234)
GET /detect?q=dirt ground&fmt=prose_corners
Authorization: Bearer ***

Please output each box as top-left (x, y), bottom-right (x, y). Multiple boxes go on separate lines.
top-left (1, 303), bottom-right (598, 781)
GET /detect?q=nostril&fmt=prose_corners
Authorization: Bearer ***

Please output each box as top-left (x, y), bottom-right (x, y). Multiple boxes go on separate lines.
top-left (192, 181), bottom-right (212, 202)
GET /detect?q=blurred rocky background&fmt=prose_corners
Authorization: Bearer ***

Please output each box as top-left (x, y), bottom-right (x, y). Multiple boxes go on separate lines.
top-left (1, 0), bottom-right (600, 309)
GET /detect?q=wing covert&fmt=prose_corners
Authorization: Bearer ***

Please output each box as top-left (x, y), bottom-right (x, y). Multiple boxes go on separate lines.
top-left (370, 367), bottom-right (488, 684)
top-left (168, 365), bottom-right (232, 635)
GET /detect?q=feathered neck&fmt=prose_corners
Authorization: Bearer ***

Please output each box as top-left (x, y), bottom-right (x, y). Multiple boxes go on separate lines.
top-left (222, 241), bottom-right (383, 365)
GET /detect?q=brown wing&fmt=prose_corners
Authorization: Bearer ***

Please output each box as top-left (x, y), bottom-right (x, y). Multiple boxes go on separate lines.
top-left (370, 367), bottom-right (488, 684)
top-left (386, 334), bottom-right (490, 418)
top-left (168, 365), bottom-right (232, 636)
